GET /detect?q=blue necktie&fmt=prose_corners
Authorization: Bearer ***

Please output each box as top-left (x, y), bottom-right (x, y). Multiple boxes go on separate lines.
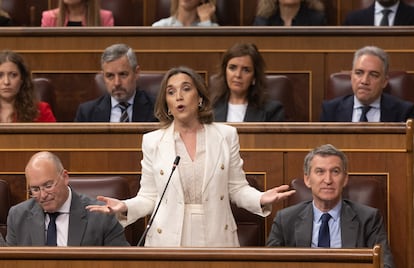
top-left (318, 213), bottom-right (331, 248)
top-left (46, 212), bottom-right (60, 246)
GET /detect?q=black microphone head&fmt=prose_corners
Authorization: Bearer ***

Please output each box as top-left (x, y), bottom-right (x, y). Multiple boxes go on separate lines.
top-left (173, 156), bottom-right (180, 166)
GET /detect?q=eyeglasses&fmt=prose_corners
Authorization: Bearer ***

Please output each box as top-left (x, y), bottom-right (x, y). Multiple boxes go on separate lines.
top-left (28, 169), bottom-right (64, 197)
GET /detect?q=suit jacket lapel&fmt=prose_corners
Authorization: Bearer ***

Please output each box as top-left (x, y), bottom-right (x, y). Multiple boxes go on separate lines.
top-left (94, 95), bottom-right (112, 121)
top-left (295, 203), bottom-right (313, 246)
top-left (337, 96), bottom-right (354, 121)
top-left (341, 201), bottom-right (359, 247)
top-left (67, 191), bottom-right (88, 246)
top-left (29, 205), bottom-right (47, 245)
top-left (156, 124), bottom-right (183, 199)
top-left (244, 104), bottom-right (265, 121)
top-left (202, 124), bottom-right (224, 193)
top-left (132, 90), bottom-right (148, 121)
top-left (213, 99), bottom-right (228, 122)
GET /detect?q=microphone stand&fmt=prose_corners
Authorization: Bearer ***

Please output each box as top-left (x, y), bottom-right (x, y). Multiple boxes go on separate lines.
top-left (137, 156), bottom-right (180, 246)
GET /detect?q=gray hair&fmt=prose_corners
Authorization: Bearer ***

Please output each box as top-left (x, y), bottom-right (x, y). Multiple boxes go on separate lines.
top-left (101, 43), bottom-right (138, 69)
top-left (303, 144), bottom-right (348, 175)
top-left (352, 46), bottom-right (389, 74)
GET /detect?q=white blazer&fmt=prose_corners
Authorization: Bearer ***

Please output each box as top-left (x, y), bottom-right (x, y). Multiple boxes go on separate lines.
top-left (123, 122), bottom-right (270, 247)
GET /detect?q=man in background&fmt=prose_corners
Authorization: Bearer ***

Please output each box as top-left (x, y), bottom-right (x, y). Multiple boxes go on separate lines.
top-left (75, 43), bottom-right (156, 122)
top-left (320, 46), bottom-right (414, 122)
top-left (344, 0), bottom-right (414, 26)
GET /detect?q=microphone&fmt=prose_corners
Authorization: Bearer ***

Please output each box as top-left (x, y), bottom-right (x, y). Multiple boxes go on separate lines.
top-left (137, 156), bottom-right (180, 246)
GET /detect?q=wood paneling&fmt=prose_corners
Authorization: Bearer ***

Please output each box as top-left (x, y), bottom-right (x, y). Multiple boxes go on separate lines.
top-left (0, 121), bottom-right (411, 268)
top-left (0, 246), bottom-right (383, 268)
top-left (1, 27), bottom-right (414, 121)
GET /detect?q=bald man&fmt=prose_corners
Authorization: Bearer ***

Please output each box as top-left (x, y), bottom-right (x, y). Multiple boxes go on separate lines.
top-left (6, 151), bottom-right (129, 246)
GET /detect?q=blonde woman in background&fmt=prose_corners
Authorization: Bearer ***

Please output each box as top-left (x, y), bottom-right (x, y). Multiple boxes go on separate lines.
top-left (254, 0), bottom-right (326, 26)
top-left (152, 0), bottom-right (218, 27)
top-left (41, 0), bottom-right (114, 27)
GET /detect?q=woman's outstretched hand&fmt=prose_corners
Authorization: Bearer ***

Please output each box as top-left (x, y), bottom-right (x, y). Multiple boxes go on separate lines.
top-left (86, 196), bottom-right (127, 214)
top-left (260, 185), bottom-right (296, 206)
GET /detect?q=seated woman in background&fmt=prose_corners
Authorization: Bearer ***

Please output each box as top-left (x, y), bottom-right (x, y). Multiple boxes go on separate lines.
top-left (152, 0), bottom-right (218, 27)
top-left (254, 0), bottom-right (326, 26)
top-left (210, 42), bottom-right (285, 122)
top-left (0, 51), bottom-right (56, 122)
top-left (41, 0), bottom-right (114, 27)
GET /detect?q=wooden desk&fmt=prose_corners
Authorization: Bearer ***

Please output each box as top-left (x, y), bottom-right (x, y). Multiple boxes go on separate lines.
top-left (0, 246), bottom-right (382, 268)
top-left (0, 122), bottom-right (411, 268)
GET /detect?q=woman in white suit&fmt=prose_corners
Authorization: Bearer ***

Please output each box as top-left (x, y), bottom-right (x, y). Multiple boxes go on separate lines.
top-left (87, 66), bottom-right (295, 247)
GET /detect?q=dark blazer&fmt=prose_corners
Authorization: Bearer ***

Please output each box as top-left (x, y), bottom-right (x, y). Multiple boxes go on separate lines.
top-left (253, 4), bottom-right (326, 26)
top-left (214, 99), bottom-right (285, 122)
top-left (6, 190), bottom-right (130, 246)
top-left (320, 93), bottom-right (414, 122)
top-left (344, 1), bottom-right (414, 26)
top-left (267, 200), bottom-right (394, 268)
top-left (0, 232), bottom-right (5, 246)
top-left (74, 89), bottom-right (156, 122)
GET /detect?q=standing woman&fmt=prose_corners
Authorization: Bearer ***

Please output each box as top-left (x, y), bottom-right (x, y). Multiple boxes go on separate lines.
top-left (152, 0), bottom-right (218, 27)
top-left (0, 50), bottom-right (56, 123)
top-left (41, 0), bottom-right (114, 27)
top-left (87, 66), bottom-right (295, 247)
top-left (211, 42), bottom-right (285, 122)
top-left (254, 0), bottom-right (326, 26)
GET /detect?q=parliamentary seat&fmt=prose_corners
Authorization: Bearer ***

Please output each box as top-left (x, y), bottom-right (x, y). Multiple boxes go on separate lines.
top-left (69, 176), bottom-right (143, 246)
top-left (0, 179), bottom-right (11, 238)
top-left (1, 0), bottom-right (47, 26)
top-left (33, 77), bottom-right (56, 115)
top-left (100, 0), bottom-right (143, 26)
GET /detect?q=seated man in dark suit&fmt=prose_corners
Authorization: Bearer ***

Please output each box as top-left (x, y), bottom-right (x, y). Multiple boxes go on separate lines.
top-left (75, 43), bottom-right (157, 122)
top-left (6, 151), bottom-right (130, 246)
top-left (344, 0), bottom-right (414, 26)
top-left (267, 144), bottom-right (395, 268)
top-left (320, 46), bottom-right (414, 122)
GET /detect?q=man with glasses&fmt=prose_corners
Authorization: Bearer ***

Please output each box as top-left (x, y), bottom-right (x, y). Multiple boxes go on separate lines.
top-left (5, 151), bottom-right (130, 246)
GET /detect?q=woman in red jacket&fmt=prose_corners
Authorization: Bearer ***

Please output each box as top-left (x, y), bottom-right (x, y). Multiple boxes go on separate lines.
top-left (41, 0), bottom-right (114, 27)
top-left (0, 50), bottom-right (56, 123)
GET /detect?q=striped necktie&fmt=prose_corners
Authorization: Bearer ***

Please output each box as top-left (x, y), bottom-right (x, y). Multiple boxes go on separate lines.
top-left (119, 102), bottom-right (130, 122)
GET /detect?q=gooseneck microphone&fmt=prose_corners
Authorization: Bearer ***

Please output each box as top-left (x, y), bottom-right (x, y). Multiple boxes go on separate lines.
top-left (137, 156), bottom-right (180, 246)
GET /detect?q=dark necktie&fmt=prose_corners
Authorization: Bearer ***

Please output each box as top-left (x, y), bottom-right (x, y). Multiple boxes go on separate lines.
top-left (318, 213), bottom-right (331, 248)
top-left (119, 102), bottom-right (130, 122)
top-left (359, 105), bottom-right (372, 122)
top-left (46, 212), bottom-right (60, 246)
top-left (380, 9), bottom-right (391, 26)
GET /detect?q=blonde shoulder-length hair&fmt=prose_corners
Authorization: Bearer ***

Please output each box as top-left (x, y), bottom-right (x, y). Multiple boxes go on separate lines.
top-left (57, 0), bottom-right (102, 26)
top-left (256, 0), bottom-right (324, 18)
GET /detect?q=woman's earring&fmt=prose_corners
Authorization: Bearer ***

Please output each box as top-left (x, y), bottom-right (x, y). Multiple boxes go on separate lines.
top-left (198, 99), bottom-right (203, 108)
top-left (252, 79), bottom-right (256, 86)
top-left (167, 109), bottom-right (172, 116)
